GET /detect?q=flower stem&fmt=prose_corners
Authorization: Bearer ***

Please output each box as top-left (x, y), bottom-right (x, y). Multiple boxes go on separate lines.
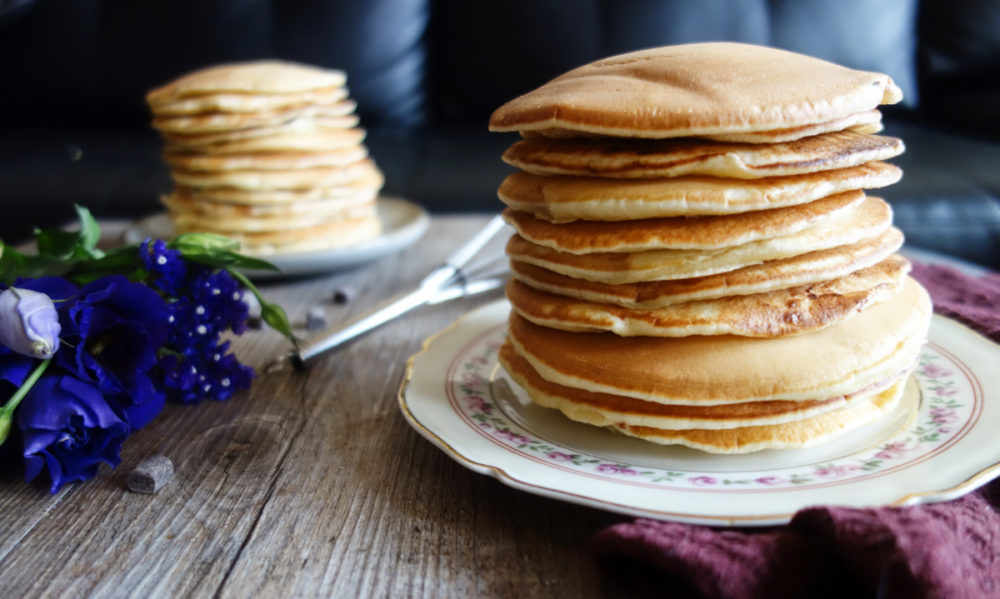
top-left (0, 358), bottom-right (50, 446)
top-left (226, 268), bottom-right (298, 350)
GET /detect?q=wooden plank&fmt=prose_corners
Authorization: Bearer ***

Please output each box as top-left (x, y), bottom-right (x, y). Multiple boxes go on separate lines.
top-left (0, 216), bottom-right (642, 597)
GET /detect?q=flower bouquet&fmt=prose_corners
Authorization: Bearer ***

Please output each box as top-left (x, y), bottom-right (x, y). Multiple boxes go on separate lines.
top-left (0, 207), bottom-right (294, 493)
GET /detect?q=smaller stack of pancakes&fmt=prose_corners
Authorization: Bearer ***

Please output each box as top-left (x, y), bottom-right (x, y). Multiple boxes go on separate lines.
top-left (147, 61), bottom-right (382, 255)
top-left (489, 43), bottom-right (933, 453)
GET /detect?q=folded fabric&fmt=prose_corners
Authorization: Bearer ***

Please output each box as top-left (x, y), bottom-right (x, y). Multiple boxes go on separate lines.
top-left (910, 261), bottom-right (1000, 343)
top-left (592, 260), bottom-right (1000, 599)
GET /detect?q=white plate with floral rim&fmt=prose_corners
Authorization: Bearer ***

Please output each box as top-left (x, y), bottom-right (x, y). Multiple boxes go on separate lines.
top-left (123, 196), bottom-right (429, 279)
top-left (398, 299), bottom-right (1000, 526)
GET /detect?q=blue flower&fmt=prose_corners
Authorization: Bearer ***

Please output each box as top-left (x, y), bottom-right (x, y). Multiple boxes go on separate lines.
top-left (156, 266), bottom-right (252, 404)
top-left (16, 275), bottom-right (171, 430)
top-left (63, 276), bottom-right (169, 426)
top-left (140, 239), bottom-right (186, 295)
top-left (18, 374), bottom-right (129, 493)
top-left (160, 339), bottom-right (254, 404)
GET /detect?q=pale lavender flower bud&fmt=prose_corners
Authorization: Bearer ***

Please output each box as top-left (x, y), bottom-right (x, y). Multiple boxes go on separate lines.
top-left (0, 287), bottom-right (61, 359)
top-left (241, 290), bottom-right (261, 320)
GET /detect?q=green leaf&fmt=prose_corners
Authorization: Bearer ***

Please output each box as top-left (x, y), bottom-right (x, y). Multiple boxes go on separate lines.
top-left (0, 242), bottom-right (27, 284)
top-left (64, 246), bottom-right (144, 284)
top-left (181, 250), bottom-right (279, 272)
top-left (74, 205), bottom-right (101, 251)
top-left (1, 250), bottom-right (72, 281)
top-left (169, 233), bottom-right (241, 254)
top-left (169, 233), bottom-right (279, 273)
top-left (33, 205), bottom-right (104, 263)
top-left (34, 229), bottom-right (79, 258)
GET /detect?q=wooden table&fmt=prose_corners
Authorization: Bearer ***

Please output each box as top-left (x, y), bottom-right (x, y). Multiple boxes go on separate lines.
top-left (0, 215), bottom-right (645, 598)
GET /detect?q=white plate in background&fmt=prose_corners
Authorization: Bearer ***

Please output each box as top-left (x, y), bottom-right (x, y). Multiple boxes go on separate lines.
top-left (124, 196), bottom-right (430, 279)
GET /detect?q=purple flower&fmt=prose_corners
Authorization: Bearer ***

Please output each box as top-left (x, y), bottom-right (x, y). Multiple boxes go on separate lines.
top-left (465, 395), bottom-right (492, 414)
top-left (815, 464), bottom-right (858, 478)
top-left (15, 276), bottom-right (170, 430)
top-left (493, 429), bottom-right (531, 444)
top-left (689, 475), bottom-right (718, 486)
top-left (547, 451), bottom-right (573, 462)
top-left (933, 386), bottom-right (958, 397)
top-left (754, 476), bottom-right (786, 486)
top-left (0, 287), bottom-right (61, 359)
top-left (462, 372), bottom-right (486, 386)
top-left (597, 463), bottom-right (638, 475)
top-left (57, 276), bottom-right (170, 428)
top-left (159, 340), bottom-right (253, 404)
top-left (153, 265), bottom-right (253, 405)
top-left (930, 407), bottom-right (957, 424)
top-left (140, 239), bottom-right (187, 295)
top-left (17, 374), bottom-right (129, 493)
top-left (875, 441), bottom-right (914, 460)
top-left (921, 363), bottom-right (952, 379)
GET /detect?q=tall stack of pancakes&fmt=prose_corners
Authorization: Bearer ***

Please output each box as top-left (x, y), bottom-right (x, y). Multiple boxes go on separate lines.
top-left (147, 61), bottom-right (383, 255)
top-left (488, 43), bottom-right (932, 453)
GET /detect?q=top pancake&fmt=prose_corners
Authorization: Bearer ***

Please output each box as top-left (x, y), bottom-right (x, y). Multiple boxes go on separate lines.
top-left (503, 131), bottom-right (904, 180)
top-left (489, 43), bottom-right (901, 140)
top-left (147, 61), bottom-right (347, 104)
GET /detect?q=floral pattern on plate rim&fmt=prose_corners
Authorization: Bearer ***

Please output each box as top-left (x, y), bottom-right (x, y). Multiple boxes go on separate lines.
top-left (446, 324), bottom-right (981, 492)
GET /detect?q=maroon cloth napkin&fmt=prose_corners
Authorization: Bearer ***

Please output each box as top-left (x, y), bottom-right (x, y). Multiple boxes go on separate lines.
top-left (592, 261), bottom-right (1000, 599)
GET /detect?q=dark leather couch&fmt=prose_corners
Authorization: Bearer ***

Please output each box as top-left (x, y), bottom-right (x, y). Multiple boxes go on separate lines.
top-left (2, 0), bottom-right (998, 268)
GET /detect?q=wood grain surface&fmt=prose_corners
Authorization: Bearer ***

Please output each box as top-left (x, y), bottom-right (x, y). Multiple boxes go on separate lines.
top-left (0, 215), bottom-right (648, 598)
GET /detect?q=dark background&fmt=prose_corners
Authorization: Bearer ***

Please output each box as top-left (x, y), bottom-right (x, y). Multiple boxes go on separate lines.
top-left (1, 0), bottom-right (998, 267)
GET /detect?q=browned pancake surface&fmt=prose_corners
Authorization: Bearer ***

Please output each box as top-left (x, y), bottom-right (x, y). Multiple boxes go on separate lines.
top-left (502, 191), bottom-right (865, 253)
top-left (509, 227), bottom-right (904, 308)
top-left (506, 255), bottom-right (910, 337)
top-left (503, 132), bottom-right (904, 179)
top-left (498, 162), bottom-right (901, 220)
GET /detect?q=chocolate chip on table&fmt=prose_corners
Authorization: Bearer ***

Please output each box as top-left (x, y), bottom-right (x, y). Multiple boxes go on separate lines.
top-left (306, 305), bottom-right (327, 330)
top-left (331, 287), bottom-right (354, 305)
top-left (127, 455), bottom-right (174, 494)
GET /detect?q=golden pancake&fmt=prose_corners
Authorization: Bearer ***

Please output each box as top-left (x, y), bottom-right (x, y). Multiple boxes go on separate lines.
top-left (164, 146), bottom-right (368, 171)
top-left (506, 276), bottom-right (931, 405)
top-left (503, 191), bottom-right (865, 253)
top-left (704, 110), bottom-right (884, 143)
top-left (162, 193), bottom-right (376, 232)
top-left (152, 101), bottom-right (356, 134)
top-left (173, 170), bottom-right (384, 205)
top-left (177, 128), bottom-right (366, 154)
top-left (503, 131), bottom-right (904, 180)
top-left (170, 158), bottom-right (380, 191)
top-left (149, 87), bottom-right (349, 116)
top-left (162, 115), bottom-right (361, 147)
top-left (518, 109), bottom-right (885, 144)
top-left (498, 162), bottom-right (901, 221)
top-left (612, 377), bottom-right (913, 453)
top-left (506, 255), bottom-right (909, 337)
top-left (147, 61), bottom-right (347, 104)
top-left (510, 227), bottom-right (904, 308)
top-left (505, 196), bottom-right (892, 283)
top-left (500, 342), bottom-right (907, 431)
top-left (174, 212), bottom-right (381, 256)
top-left (489, 43), bottom-right (900, 140)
